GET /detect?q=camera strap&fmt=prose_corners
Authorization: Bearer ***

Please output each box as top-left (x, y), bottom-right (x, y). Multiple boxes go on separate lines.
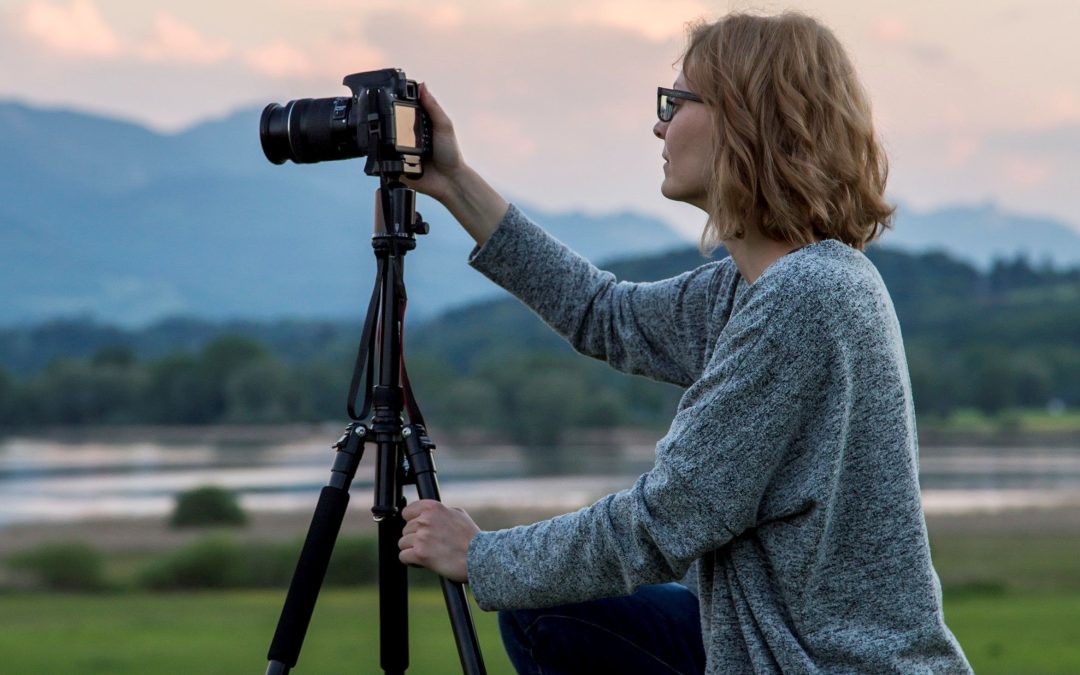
top-left (346, 260), bottom-right (427, 434)
top-left (346, 258), bottom-right (383, 421)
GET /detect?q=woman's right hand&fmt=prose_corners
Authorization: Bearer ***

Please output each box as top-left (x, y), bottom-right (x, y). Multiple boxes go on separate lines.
top-left (402, 83), bottom-right (467, 203)
top-left (403, 82), bottom-right (509, 246)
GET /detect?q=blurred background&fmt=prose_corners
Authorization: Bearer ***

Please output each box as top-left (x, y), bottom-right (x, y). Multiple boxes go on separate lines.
top-left (1, 0), bottom-right (1078, 672)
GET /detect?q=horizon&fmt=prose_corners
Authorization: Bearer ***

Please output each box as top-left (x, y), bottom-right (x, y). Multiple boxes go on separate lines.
top-left (2, 0), bottom-right (1079, 236)
top-left (1, 94), bottom-right (1072, 238)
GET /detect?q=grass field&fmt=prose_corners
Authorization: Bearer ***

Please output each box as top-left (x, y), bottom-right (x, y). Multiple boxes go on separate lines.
top-left (919, 406), bottom-right (1080, 435)
top-left (0, 587), bottom-right (516, 674)
top-left (3, 501), bottom-right (1080, 673)
top-left (1, 587), bottom-right (1079, 673)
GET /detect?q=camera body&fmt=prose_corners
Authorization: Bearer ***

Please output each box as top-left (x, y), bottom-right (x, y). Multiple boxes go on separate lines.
top-left (260, 68), bottom-right (432, 176)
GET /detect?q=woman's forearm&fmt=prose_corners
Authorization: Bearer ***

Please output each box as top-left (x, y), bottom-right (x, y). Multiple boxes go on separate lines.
top-left (443, 166), bottom-right (510, 247)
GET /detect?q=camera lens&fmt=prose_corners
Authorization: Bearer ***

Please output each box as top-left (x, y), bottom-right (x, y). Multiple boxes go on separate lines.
top-left (259, 103), bottom-right (292, 164)
top-left (259, 97), bottom-right (362, 165)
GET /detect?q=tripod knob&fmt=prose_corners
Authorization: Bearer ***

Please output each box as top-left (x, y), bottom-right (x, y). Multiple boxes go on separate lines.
top-left (411, 211), bottom-right (430, 235)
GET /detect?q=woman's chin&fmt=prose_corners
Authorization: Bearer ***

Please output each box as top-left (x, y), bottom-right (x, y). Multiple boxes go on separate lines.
top-left (660, 181), bottom-right (691, 204)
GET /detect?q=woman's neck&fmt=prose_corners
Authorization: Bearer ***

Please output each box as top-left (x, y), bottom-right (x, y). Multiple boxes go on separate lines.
top-left (724, 231), bottom-right (809, 285)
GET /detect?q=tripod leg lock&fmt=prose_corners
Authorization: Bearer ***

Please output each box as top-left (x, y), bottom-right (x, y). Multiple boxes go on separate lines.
top-left (402, 424), bottom-right (437, 479)
top-left (329, 423), bottom-right (368, 491)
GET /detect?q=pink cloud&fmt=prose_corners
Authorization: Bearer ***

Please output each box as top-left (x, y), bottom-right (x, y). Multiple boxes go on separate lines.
top-left (243, 42), bottom-right (314, 79)
top-left (1002, 156), bottom-right (1052, 188)
top-left (944, 136), bottom-right (979, 168)
top-left (19, 0), bottom-right (120, 58)
top-left (871, 17), bottom-right (910, 44)
top-left (241, 39), bottom-right (384, 81)
top-left (568, 0), bottom-right (711, 41)
top-left (1025, 87), bottom-right (1080, 128)
top-left (461, 111), bottom-right (538, 164)
top-left (138, 13), bottom-right (232, 66)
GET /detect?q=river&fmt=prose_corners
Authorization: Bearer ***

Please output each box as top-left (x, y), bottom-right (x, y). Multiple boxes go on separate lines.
top-left (1, 427), bottom-right (1078, 527)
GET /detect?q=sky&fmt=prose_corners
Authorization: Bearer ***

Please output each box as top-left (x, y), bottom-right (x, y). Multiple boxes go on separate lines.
top-left (2, 0), bottom-right (1079, 238)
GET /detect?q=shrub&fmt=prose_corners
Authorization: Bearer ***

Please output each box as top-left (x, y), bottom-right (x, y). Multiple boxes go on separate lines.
top-left (236, 541), bottom-right (301, 588)
top-left (170, 485), bottom-right (248, 528)
top-left (6, 542), bottom-right (108, 591)
top-left (138, 537), bottom-right (244, 590)
top-left (134, 535), bottom-right (438, 590)
top-left (324, 536), bottom-right (379, 586)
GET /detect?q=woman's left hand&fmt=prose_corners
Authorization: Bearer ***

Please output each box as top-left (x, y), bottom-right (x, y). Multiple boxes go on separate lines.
top-left (398, 499), bottom-right (481, 583)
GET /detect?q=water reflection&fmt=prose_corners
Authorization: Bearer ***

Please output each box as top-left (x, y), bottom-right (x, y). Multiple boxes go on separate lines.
top-left (1, 431), bottom-right (1078, 526)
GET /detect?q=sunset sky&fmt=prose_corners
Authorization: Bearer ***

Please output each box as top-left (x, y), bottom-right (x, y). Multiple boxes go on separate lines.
top-left (2, 0), bottom-right (1078, 237)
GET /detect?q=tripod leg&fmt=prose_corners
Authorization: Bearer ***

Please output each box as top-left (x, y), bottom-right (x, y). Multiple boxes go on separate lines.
top-left (379, 503), bottom-right (409, 675)
top-left (266, 423), bottom-right (366, 674)
top-left (266, 486), bottom-right (351, 674)
top-left (404, 427), bottom-right (487, 675)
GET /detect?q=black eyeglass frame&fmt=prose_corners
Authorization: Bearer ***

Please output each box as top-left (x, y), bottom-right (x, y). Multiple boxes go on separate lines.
top-left (657, 87), bottom-right (704, 122)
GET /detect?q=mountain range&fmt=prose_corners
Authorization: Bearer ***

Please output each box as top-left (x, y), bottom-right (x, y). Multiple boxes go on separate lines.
top-left (2, 100), bottom-right (1079, 328)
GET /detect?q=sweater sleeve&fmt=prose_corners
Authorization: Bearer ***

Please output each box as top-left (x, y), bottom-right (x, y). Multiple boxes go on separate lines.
top-left (466, 278), bottom-right (832, 610)
top-left (468, 203), bottom-right (726, 386)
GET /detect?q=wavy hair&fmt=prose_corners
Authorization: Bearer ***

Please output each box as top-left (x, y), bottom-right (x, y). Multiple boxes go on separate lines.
top-left (680, 12), bottom-right (895, 252)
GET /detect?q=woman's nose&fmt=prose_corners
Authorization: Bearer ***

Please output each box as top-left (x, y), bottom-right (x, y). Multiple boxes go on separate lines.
top-left (653, 120), bottom-right (667, 139)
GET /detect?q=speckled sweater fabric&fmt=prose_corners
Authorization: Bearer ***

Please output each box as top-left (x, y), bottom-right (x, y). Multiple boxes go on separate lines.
top-left (465, 204), bottom-right (971, 674)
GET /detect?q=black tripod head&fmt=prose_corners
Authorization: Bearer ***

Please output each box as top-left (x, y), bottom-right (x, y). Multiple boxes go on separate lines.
top-left (375, 180), bottom-right (430, 244)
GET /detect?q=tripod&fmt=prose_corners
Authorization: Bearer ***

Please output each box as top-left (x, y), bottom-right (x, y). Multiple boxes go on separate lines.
top-left (265, 179), bottom-right (486, 675)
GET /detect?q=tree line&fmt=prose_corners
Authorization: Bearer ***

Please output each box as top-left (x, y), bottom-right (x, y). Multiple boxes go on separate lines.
top-left (0, 247), bottom-right (1077, 439)
top-left (0, 336), bottom-right (680, 447)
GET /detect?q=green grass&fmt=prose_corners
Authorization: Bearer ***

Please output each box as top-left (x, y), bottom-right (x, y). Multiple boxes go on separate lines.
top-left (945, 591), bottom-right (1080, 673)
top-left (932, 537), bottom-right (1080, 594)
top-left (1, 587), bottom-right (1078, 673)
top-left (0, 588), bottom-right (515, 674)
top-left (920, 406), bottom-right (1080, 434)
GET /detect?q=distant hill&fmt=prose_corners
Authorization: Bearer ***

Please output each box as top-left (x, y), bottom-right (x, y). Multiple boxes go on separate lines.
top-left (0, 101), bottom-right (686, 327)
top-left (2, 100), bottom-right (1079, 328)
top-left (880, 202), bottom-right (1080, 270)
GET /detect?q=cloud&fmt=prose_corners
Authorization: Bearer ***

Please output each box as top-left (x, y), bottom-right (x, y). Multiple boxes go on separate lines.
top-left (17, 2), bottom-right (233, 67)
top-left (302, 43), bottom-right (385, 81)
top-left (944, 136), bottom-right (979, 168)
top-left (241, 41), bottom-right (384, 80)
top-left (19, 0), bottom-right (120, 58)
top-left (872, 17), bottom-right (910, 43)
top-left (1025, 87), bottom-right (1080, 128)
top-left (1002, 156), bottom-right (1052, 189)
top-left (460, 112), bottom-right (538, 164)
top-left (869, 15), bottom-right (950, 67)
top-left (138, 13), bottom-right (232, 65)
top-left (568, 0), bottom-right (711, 41)
top-left (886, 121), bottom-right (1080, 231)
top-left (418, 4), bottom-right (465, 29)
top-left (243, 42), bottom-right (314, 79)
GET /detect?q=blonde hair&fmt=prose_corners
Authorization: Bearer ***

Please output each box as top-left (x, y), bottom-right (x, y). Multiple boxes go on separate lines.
top-left (680, 12), bottom-right (895, 252)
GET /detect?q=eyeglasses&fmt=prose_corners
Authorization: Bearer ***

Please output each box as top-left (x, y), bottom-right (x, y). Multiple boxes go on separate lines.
top-left (657, 87), bottom-right (704, 122)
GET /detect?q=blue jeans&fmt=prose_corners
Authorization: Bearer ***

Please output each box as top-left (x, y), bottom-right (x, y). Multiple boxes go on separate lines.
top-left (497, 583), bottom-right (706, 675)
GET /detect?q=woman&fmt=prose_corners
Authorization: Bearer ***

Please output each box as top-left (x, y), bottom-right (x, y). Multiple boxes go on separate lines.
top-left (397, 11), bottom-right (972, 674)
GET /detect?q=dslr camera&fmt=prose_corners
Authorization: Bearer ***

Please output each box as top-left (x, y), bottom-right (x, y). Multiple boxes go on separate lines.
top-left (260, 68), bottom-right (432, 177)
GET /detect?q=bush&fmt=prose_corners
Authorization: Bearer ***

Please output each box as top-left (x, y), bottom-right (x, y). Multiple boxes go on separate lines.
top-left (139, 537), bottom-right (245, 590)
top-left (6, 542), bottom-right (108, 591)
top-left (324, 536), bottom-right (379, 586)
top-left (170, 485), bottom-right (248, 528)
top-left (237, 541), bottom-right (300, 588)
top-left (137, 536), bottom-right (383, 590)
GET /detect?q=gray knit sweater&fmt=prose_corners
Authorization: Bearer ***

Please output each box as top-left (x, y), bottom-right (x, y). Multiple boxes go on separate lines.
top-left (465, 205), bottom-right (971, 674)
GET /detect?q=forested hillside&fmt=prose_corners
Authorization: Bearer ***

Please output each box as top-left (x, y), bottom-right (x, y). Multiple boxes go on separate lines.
top-left (1, 244), bottom-right (1077, 441)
